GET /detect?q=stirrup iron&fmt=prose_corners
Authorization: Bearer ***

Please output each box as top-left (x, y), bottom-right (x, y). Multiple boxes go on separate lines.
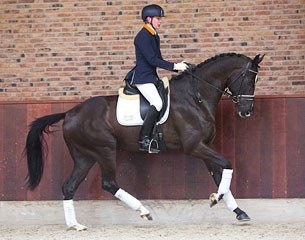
top-left (148, 138), bottom-right (159, 154)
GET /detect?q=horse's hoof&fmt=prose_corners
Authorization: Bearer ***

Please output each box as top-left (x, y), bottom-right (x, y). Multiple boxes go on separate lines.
top-left (236, 212), bottom-right (251, 222)
top-left (209, 193), bottom-right (218, 208)
top-left (67, 224), bottom-right (88, 231)
top-left (141, 213), bottom-right (153, 221)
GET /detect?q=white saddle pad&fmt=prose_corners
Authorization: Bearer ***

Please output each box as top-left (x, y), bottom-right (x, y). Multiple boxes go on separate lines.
top-left (116, 78), bottom-right (170, 126)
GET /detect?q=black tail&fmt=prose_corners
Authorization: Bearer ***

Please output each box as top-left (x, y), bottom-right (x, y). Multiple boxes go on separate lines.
top-left (25, 112), bottom-right (66, 190)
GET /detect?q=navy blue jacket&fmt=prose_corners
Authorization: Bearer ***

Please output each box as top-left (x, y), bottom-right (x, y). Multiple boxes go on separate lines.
top-left (132, 25), bottom-right (175, 85)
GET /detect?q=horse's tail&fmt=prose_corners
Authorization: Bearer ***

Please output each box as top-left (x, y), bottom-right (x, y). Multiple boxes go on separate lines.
top-left (25, 112), bottom-right (66, 190)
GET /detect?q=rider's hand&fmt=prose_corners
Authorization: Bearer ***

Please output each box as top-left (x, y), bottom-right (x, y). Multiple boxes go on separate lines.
top-left (174, 61), bottom-right (189, 72)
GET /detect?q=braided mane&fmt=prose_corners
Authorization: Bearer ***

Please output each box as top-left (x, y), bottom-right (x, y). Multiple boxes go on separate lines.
top-left (171, 52), bottom-right (251, 81)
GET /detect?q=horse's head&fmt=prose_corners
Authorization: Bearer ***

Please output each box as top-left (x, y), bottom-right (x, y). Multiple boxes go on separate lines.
top-left (227, 54), bottom-right (264, 118)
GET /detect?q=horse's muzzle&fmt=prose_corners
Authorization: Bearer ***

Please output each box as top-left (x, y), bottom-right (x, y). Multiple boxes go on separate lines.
top-left (236, 97), bottom-right (254, 118)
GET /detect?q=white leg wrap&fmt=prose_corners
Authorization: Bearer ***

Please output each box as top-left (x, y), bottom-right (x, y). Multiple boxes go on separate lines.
top-left (63, 200), bottom-right (78, 227)
top-left (115, 188), bottom-right (149, 215)
top-left (115, 188), bottom-right (142, 210)
top-left (63, 200), bottom-right (87, 231)
top-left (218, 169), bottom-right (233, 195)
top-left (223, 190), bottom-right (238, 211)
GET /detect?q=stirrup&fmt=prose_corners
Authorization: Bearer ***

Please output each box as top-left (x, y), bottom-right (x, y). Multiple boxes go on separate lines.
top-left (139, 139), bottom-right (160, 153)
top-left (148, 139), bottom-right (160, 153)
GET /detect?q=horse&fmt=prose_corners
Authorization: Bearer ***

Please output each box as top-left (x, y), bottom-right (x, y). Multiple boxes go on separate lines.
top-left (25, 53), bottom-right (264, 230)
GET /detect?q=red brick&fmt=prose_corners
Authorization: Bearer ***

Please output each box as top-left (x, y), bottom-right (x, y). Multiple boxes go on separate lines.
top-left (0, 0), bottom-right (304, 101)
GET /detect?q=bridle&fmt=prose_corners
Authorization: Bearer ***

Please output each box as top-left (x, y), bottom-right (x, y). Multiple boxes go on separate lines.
top-left (187, 62), bottom-right (258, 104)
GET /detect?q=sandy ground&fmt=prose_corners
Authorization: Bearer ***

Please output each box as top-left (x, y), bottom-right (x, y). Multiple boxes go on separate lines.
top-left (1, 199), bottom-right (305, 240)
top-left (1, 222), bottom-right (305, 240)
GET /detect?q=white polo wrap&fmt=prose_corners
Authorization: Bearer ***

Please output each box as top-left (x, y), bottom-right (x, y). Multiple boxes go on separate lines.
top-left (223, 190), bottom-right (238, 211)
top-left (218, 169), bottom-right (233, 195)
top-left (63, 199), bottom-right (78, 227)
top-left (115, 188), bottom-right (142, 211)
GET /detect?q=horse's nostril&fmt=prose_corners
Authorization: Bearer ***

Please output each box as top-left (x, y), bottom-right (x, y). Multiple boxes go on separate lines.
top-left (245, 111), bottom-right (252, 117)
top-left (238, 112), bottom-right (245, 118)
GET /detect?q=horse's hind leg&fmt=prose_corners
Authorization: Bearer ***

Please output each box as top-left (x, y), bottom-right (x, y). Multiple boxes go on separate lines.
top-left (62, 154), bottom-right (96, 231)
top-left (102, 174), bottom-right (152, 220)
top-left (97, 147), bottom-right (152, 220)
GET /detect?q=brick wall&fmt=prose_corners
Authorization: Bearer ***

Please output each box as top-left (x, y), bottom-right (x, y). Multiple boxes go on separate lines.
top-left (0, 0), bottom-right (304, 101)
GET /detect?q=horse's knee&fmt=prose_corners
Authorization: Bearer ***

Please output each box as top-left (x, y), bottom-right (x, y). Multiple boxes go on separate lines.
top-left (102, 177), bottom-right (119, 195)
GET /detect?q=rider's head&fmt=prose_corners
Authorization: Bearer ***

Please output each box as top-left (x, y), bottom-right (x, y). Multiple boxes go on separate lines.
top-left (141, 4), bottom-right (165, 29)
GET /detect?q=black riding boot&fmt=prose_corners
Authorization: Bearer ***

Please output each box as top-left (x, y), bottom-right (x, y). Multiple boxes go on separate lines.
top-left (139, 106), bottom-right (160, 153)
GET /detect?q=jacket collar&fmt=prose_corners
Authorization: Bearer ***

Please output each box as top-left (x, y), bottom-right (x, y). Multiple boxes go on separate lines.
top-left (143, 24), bottom-right (157, 36)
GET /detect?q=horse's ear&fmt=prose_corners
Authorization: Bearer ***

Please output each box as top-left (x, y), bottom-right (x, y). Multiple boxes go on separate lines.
top-left (258, 54), bottom-right (265, 64)
top-left (253, 54), bottom-right (265, 65)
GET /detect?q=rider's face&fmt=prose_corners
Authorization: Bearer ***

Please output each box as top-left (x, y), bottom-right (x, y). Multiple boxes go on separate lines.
top-left (147, 17), bottom-right (162, 29)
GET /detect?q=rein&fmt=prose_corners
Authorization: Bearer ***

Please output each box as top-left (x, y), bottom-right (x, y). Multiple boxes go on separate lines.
top-left (187, 62), bottom-right (258, 104)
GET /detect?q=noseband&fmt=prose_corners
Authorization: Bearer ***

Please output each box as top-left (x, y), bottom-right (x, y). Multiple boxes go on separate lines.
top-left (187, 62), bottom-right (258, 104)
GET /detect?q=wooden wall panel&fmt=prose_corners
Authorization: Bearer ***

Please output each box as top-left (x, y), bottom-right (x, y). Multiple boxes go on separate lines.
top-left (0, 96), bottom-right (304, 201)
top-left (286, 98), bottom-right (305, 197)
top-left (271, 99), bottom-right (287, 197)
top-left (0, 105), bottom-right (4, 199)
top-left (257, 99), bottom-right (273, 198)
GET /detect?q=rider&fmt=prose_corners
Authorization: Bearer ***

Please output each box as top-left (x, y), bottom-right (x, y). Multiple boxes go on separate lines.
top-left (132, 4), bottom-right (189, 153)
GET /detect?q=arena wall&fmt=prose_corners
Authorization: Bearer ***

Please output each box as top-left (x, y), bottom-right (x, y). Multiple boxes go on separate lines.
top-left (0, 96), bottom-right (304, 201)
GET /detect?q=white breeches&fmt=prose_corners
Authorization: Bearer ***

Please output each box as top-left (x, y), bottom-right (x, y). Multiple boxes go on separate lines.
top-left (135, 83), bottom-right (163, 111)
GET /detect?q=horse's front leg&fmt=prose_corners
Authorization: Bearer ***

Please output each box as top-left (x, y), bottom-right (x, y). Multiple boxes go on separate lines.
top-left (207, 165), bottom-right (250, 221)
top-left (209, 168), bottom-right (233, 208)
top-left (191, 144), bottom-right (250, 221)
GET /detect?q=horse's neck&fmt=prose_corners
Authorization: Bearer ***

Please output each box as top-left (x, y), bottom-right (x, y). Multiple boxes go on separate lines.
top-left (170, 74), bottom-right (220, 122)
top-left (190, 62), bottom-right (240, 117)
top-left (197, 59), bottom-right (243, 100)
top-left (195, 69), bottom-right (227, 102)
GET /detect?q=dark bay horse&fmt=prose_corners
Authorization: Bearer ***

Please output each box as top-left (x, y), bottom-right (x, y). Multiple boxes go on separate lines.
top-left (25, 53), bottom-right (264, 230)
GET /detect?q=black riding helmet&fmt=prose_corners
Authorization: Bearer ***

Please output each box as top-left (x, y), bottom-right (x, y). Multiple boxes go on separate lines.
top-left (141, 4), bottom-right (165, 22)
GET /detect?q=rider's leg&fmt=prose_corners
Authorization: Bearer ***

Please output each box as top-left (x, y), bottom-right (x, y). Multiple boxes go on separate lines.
top-left (135, 83), bottom-right (162, 152)
top-left (135, 83), bottom-right (163, 111)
